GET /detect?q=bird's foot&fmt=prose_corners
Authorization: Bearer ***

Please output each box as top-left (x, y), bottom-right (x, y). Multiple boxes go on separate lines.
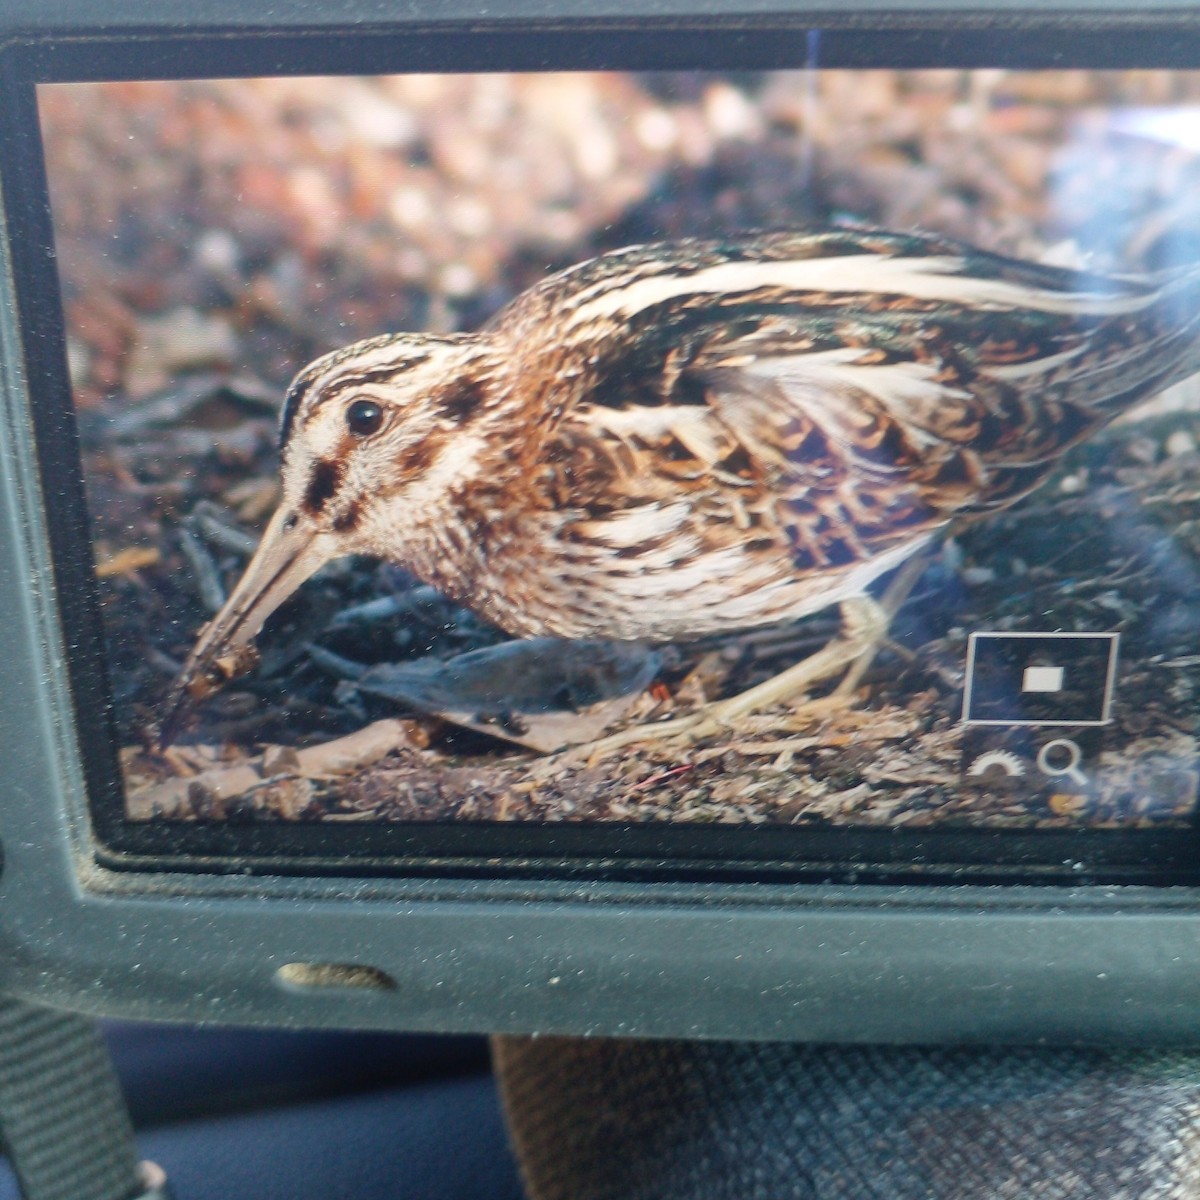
top-left (569, 553), bottom-right (931, 765)
top-left (585, 688), bottom-right (863, 760)
top-left (573, 600), bottom-right (887, 763)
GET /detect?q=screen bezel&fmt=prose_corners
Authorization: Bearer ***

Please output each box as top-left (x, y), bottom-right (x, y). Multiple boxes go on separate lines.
top-left (10, 20), bottom-right (1200, 883)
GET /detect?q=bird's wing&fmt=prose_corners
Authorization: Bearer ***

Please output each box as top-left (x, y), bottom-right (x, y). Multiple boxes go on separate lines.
top-left (527, 231), bottom-right (1200, 580)
top-left (544, 350), bottom-right (960, 581)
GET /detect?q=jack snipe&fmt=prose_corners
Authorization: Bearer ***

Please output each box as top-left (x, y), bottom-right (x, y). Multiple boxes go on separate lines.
top-left (160, 228), bottom-right (1200, 746)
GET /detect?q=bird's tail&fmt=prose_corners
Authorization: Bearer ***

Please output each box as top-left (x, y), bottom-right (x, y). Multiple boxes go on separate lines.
top-left (1078, 260), bottom-right (1200, 413)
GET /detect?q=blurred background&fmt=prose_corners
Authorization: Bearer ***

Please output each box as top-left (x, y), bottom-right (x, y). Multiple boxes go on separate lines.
top-left (41, 70), bottom-right (1200, 410)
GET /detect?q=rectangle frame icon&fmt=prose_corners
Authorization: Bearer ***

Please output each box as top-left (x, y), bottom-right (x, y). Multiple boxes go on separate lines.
top-left (962, 632), bottom-right (1120, 727)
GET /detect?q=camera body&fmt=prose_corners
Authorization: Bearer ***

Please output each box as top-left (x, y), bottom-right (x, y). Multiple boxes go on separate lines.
top-left (3, 0), bottom-right (1200, 1042)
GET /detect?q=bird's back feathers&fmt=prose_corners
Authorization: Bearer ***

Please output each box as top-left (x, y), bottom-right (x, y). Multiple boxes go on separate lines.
top-left (464, 230), bottom-right (1200, 638)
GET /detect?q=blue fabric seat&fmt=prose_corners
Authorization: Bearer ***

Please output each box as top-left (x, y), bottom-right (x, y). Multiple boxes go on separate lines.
top-left (0, 1023), bottom-right (525, 1200)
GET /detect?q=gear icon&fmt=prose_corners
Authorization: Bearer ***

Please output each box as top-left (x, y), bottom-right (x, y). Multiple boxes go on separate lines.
top-left (966, 750), bottom-right (1026, 778)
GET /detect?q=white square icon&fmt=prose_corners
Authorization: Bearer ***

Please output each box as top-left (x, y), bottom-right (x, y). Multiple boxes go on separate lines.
top-left (1022, 665), bottom-right (1064, 693)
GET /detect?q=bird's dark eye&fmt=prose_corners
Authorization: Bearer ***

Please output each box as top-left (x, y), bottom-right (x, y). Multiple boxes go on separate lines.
top-left (346, 400), bottom-right (384, 437)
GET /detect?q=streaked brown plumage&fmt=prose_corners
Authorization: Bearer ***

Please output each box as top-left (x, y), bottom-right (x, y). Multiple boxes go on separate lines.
top-left (160, 228), bottom-right (1200, 742)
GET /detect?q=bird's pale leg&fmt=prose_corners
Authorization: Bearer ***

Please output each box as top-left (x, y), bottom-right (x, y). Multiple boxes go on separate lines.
top-left (824, 548), bottom-right (930, 702)
top-left (579, 551), bottom-right (929, 759)
top-left (704, 594), bottom-right (889, 723)
top-left (723, 549), bottom-right (930, 724)
top-left (578, 601), bottom-right (882, 758)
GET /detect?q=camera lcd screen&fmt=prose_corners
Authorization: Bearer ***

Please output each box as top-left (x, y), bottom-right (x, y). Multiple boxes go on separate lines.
top-left (32, 66), bottom-right (1200, 872)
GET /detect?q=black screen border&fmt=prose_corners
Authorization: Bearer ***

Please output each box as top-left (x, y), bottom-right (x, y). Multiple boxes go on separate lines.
top-left (8, 18), bottom-right (1200, 883)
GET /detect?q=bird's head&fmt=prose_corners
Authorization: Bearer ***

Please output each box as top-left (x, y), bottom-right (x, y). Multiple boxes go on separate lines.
top-left (158, 332), bottom-right (497, 743)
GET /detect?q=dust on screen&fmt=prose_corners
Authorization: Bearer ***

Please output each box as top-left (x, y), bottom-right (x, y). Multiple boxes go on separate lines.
top-left (37, 70), bottom-right (1200, 830)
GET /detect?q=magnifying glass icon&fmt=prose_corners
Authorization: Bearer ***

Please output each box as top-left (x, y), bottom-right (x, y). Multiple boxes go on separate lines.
top-left (1036, 738), bottom-right (1089, 787)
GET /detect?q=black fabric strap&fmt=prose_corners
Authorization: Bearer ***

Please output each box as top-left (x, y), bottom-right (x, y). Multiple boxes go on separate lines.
top-left (0, 998), bottom-right (150, 1200)
top-left (494, 1037), bottom-right (1200, 1200)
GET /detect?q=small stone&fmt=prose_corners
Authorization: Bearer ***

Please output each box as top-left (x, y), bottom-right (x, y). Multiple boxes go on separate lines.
top-left (261, 745), bottom-right (301, 774)
top-left (263, 776), bottom-right (315, 820)
top-left (634, 108), bottom-right (678, 152)
top-left (1124, 435), bottom-right (1158, 465)
top-left (193, 229), bottom-right (240, 277)
top-left (1166, 430), bottom-right (1196, 458)
top-left (438, 262), bottom-right (478, 298)
top-left (388, 186), bottom-right (433, 230)
top-left (447, 197), bottom-right (492, 238)
top-left (343, 89), bottom-right (418, 148)
top-left (704, 82), bottom-right (760, 140)
top-left (962, 566), bottom-right (996, 585)
top-left (124, 308), bottom-right (239, 398)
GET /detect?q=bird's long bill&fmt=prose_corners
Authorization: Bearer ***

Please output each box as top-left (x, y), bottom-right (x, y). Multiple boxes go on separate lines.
top-left (158, 507), bottom-right (335, 746)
